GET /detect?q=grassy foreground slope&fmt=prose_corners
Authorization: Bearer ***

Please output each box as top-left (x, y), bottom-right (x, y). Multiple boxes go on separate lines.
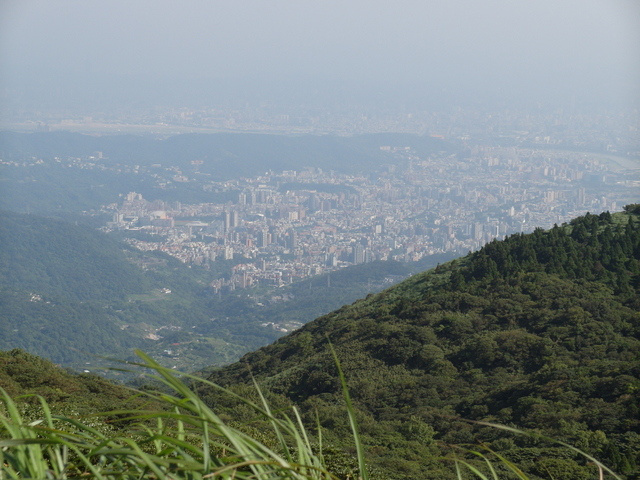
top-left (0, 349), bottom-right (622, 480)
top-left (208, 206), bottom-right (640, 479)
top-left (0, 349), bottom-right (146, 416)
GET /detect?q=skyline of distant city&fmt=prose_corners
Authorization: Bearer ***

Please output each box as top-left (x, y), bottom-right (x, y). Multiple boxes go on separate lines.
top-left (90, 137), bottom-right (639, 293)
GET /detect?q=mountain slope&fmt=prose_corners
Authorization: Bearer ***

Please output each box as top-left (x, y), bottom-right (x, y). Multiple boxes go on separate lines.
top-left (0, 211), bottom-right (246, 369)
top-left (0, 349), bottom-right (140, 412)
top-left (0, 211), bottom-right (434, 373)
top-left (208, 207), bottom-right (640, 479)
top-left (0, 210), bottom-right (153, 302)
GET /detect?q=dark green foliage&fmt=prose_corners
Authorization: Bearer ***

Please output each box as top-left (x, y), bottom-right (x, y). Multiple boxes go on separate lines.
top-left (2, 202), bottom-right (638, 477)
top-left (0, 210), bottom-right (153, 302)
top-left (196, 257), bottom-right (455, 350)
top-left (208, 208), bottom-right (640, 479)
top-left (464, 211), bottom-right (640, 300)
top-left (624, 204), bottom-right (640, 215)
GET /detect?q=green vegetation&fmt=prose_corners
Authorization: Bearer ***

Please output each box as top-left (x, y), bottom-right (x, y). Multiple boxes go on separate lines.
top-left (1, 207), bottom-right (637, 478)
top-left (0, 349), bottom-right (148, 415)
top-left (0, 350), bottom-right (619, 479)
top-left (0, 210), bottom-right (431, 373)
top-left (0, 210), bottom-right (194, 368)
top-left (0, 210), bottom-right (252, 370)
top-left (1, 350), bottom-right (358, 480)
top-left (207, 208), bottom-right (640, 479)
top-left (195, 257), bottom-right (456, 351)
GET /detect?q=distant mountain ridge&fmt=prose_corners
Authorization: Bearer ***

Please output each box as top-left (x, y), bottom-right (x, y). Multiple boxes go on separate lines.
top-left (0, 130), bottom-right (457, 218)
top-left (0, 131), bottom-right (455, 177)
top-left (207, 206), bottom-right (640, 478)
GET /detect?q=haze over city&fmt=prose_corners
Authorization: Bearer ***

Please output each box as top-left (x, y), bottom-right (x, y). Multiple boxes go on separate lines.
top-left (1, 0), bottom-right (639, 123)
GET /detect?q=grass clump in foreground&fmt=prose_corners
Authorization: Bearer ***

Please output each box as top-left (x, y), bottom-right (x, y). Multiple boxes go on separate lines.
top-left (1, 350), bottom-right (359, 480)
top-left (0, 350), bottom-right (621, 480)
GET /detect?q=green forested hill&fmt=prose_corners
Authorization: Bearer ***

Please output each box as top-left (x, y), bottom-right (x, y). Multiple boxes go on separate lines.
top-left (0, 211), bottom-right (243, 368)
top-left (1, 208), bottom-right (638, 479)
top-left (208, 207), bottom-right (640, 479)
top-left (0, 211), bottom-right (433, 373)
top-left (0, 210), bottom-right (153, 302)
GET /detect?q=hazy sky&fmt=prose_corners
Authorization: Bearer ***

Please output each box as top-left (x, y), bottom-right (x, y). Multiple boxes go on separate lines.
top-left (1, 0), bottom-right (639, 113)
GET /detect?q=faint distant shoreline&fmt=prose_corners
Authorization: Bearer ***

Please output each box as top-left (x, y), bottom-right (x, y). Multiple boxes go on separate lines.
top-left (2, 120), bottom-right (639, 171)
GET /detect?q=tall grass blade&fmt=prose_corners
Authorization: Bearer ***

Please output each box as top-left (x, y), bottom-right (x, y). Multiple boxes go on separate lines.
top-left (472, 421), bottom-right (623, 480)
top-left (328, 344), bottom-right (368, 480)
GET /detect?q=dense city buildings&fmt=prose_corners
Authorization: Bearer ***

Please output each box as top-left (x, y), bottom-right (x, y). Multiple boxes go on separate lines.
top-left (100, 142), bottom-right (639, 293)
top-left (3, 106), bottom-right (637, 295)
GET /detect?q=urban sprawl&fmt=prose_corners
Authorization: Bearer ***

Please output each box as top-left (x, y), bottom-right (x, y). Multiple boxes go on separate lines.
top-left (101, 145), bottom-right (639, 293)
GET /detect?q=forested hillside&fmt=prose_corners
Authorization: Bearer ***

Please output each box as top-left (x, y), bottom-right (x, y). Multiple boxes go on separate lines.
top-left (0, 210), bottom-right (153, 302)
top-left (0, 210), bottom-right (244, 368)
top-left (0, 211), bottom-right (434, 372)
top-left (0, 349), bottom-right (145, 414)
top-left (208, 206), bottom-right (640, 479)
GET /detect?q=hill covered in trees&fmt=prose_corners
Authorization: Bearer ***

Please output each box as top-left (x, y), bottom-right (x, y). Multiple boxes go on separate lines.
top-left (206, 206), bottom-right (640, 479)
top-left (0, 211), bottom-right (436, 373)
top-left (1, 207), bottom-right (638, 479)
top-left (0, 210), bottom-right (263, 369)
